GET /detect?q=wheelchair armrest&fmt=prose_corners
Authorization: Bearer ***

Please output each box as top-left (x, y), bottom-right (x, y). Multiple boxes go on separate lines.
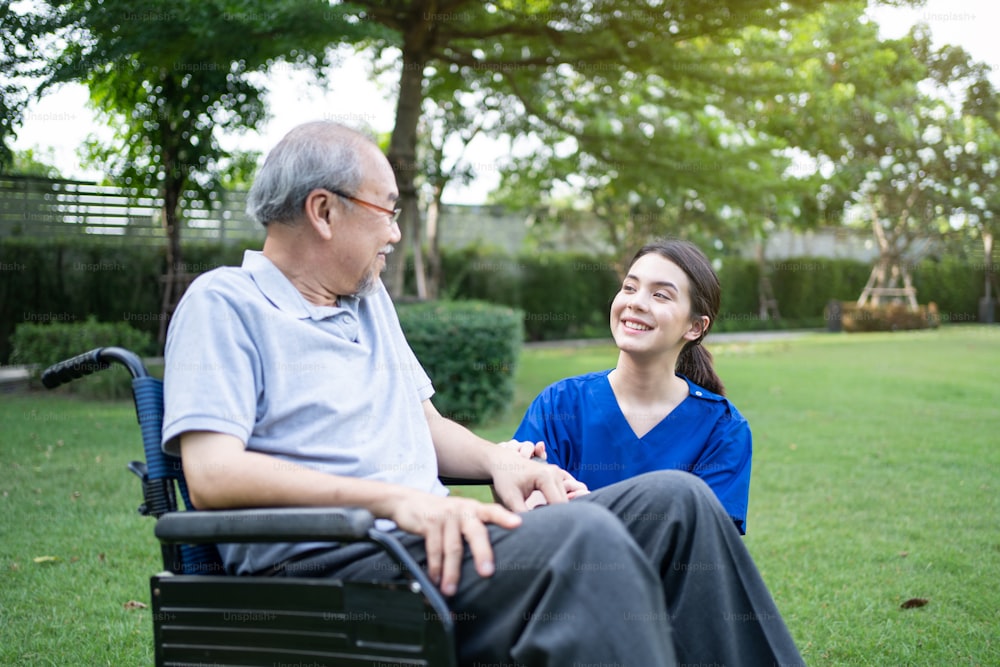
top-left (154, 507), bottom-right (375, 544)
top-left (438, 476), bottom-right (491, 486)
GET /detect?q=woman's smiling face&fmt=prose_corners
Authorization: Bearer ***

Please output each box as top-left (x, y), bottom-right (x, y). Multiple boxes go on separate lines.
top-left (609, 252), bottom-right (704, 357)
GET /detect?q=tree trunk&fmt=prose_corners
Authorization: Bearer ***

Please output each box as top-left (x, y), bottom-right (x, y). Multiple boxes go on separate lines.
top-left (425, 183), bottom-right (443, 299)
top-left (858, 201), bottom-right (918, 308)
top-left (984, 230), bottom-right (994, 301)
top-left (755, 238), bottom-right (780, 320)
top-left (981, 230), bottom-right (996, 324)
top-left (386, 21), bottom-right (431, 298)
top-left (158, 171), bottom-right (187, 348)
top-left (163, 181), bottom-right (183, 274)
top-left (157, 141), bottom-right (186, 347)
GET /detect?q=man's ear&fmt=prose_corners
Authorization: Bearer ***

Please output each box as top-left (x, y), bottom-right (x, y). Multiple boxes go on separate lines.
top-left (684, 315), bottom-right (710, 342)
top-left (303, 189), bottom-right (337, 240)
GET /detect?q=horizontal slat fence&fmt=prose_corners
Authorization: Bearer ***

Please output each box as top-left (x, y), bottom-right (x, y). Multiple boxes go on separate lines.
top-left (0, 175), bottom-right (262, 245)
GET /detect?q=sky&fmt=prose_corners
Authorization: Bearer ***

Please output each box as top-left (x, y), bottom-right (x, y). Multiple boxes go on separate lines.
top-left (9, 0), bottom-right (1000, 204)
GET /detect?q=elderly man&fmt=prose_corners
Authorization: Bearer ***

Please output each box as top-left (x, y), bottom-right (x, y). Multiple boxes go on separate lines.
top-left (162, 121), bottom-right (804, 666)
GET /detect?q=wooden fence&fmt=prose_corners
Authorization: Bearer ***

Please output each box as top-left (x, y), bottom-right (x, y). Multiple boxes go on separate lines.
top-left (0, 174), bottom-right (263, 245)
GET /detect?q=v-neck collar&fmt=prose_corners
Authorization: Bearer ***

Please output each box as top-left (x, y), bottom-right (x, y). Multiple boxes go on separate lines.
top-left (599, 370), bottom-right (697, 441)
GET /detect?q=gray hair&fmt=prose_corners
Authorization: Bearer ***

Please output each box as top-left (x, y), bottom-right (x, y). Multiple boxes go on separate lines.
top-left (246, 121), bottom-right (375, 226)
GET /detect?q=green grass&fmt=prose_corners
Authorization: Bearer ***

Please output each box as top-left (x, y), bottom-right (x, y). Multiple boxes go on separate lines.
top-left (2, 326), bottom-right (998, 665)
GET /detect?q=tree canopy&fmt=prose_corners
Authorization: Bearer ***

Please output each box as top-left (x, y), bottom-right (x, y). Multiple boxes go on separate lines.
top-left (27, 1), bottom-right (373, 268)
top-left (339, 0), bottom-right (866, 293)
top-left (6, 0), bottom-right (998, 308)
top-left (7, 0), bottom-right (389, 341)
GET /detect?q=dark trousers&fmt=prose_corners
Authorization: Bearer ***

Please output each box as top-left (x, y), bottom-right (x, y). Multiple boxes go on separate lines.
top-left (275, 470), bottom-right (805, 667)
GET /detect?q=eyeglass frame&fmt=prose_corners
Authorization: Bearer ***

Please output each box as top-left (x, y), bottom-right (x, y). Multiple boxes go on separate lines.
top-left (329, 189), bottom-right (401, 225)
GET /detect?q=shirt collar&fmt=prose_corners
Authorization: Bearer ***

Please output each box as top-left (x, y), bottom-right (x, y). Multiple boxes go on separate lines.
top-left (241, 250), bottom-right (360, 322)
top-left (680, 374), bottom-right (726, 402)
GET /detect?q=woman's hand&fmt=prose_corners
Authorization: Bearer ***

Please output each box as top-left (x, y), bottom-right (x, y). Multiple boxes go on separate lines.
top-left (497, 439), bottom-right (547, 461)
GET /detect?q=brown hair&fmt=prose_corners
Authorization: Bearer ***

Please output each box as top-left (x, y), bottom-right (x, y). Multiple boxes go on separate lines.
top-left (627, 239), bottom-right (725, 395)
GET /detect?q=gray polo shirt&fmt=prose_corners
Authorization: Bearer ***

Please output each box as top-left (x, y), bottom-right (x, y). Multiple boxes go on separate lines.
top-left (162, 250), bottom-right (447, 573)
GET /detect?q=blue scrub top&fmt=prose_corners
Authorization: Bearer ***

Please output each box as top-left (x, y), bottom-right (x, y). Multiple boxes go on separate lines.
top-left (513, 370), bottom-right (751, 533)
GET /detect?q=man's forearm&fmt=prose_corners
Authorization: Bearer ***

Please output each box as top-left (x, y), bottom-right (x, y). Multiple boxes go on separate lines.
top-left (180, 431), bottom-right (417, 518)
top-left (423, 406), bottom-right (506, 480)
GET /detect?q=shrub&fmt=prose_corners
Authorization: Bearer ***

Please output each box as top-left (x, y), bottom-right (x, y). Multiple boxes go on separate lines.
top-left (10, 316), bottom-right (157, 399)
top-left (397, 300), bottom-right (523, 426)
top-left (714, 257), bottom-right (874, 331)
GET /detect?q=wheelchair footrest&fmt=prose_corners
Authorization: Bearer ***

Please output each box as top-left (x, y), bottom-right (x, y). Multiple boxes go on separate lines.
top-left (151, 574), bottom-right (456, 667)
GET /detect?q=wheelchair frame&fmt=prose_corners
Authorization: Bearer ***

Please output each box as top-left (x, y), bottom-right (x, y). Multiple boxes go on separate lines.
top-left (43, 347), bottom-right (468, 667)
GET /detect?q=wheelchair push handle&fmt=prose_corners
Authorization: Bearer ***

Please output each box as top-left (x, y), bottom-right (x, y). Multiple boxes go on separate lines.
top-left (41, 346), bottom-right (149, 389)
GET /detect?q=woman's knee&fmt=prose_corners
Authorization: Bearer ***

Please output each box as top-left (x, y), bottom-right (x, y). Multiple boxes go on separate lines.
top-left (532, 499), bottom-right (633, 539)
top-left (636, 469), bottom-right (714, 496)
top-left (622, 470), bottom-right (725, 522)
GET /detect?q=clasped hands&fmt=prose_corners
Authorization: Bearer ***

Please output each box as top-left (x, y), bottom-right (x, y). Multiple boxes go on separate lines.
top-left (390, 440), bottom-right (588, 596)
top-left (494, 439), bottom-right (590, 509)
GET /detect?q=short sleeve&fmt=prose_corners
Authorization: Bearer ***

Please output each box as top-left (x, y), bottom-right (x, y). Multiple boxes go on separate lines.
top-left (161, 278), bottom-right (260, 455)
top-left (512, 386), bottom-right (569, 470)
top-left (696, 408), bottom-right (752, 533)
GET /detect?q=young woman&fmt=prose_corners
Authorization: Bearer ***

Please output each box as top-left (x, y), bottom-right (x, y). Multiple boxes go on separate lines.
top-left (511, 239), bottom-right (752, 532)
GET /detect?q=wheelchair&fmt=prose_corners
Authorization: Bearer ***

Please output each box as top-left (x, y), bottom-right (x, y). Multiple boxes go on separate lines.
top-left (43, 346), bottom-right (485, 667)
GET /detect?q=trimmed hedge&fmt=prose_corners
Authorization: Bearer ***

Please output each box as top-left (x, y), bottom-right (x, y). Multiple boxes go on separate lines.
top-left (434, 249), bottom-right (987, 336)
top-left (437, 248), bottom-right (619, 341)
top-left (436, 249), bottom-right (886, 337)
top-left (0, 237), bottom-right (253, 361)
top-left (398, 300), bottom-right (523, 427)
top-left (910, 257), bottom-right (982, 322)
top-left (1, 237), bottom-right (992, 362)
top-left (10, 316), bottom-right (156, 398)
top-left (714, 258), bottom-right (875, 332)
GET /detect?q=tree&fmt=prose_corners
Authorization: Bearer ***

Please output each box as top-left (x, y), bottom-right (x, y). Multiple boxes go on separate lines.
top-left (955, 112), bottom-right (1000, 320)
top-left (486, 1), bottom-right (887, 259)
top-left (6, 147), bottom-right (62, 178)
top-left (340, 0), bottom-right (854, 297)
top-left (933, 60), bottom-right (1000, 319)
top-left (412, 79), bottom-right (506, 298)
top-left (789, 20), bottom-right (1000, 310)
top-left (0, 1), bottom-right (37, 171)
top-left (19, 0), bottom-right (379, 339)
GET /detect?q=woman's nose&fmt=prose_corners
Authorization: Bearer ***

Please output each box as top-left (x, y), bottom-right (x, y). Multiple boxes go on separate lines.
top-left (626, 291), bottom-right (648, 311)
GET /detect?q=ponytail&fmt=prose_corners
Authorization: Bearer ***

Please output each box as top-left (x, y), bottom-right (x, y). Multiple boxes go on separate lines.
top-left (676, 342), bottom-right (724, 396)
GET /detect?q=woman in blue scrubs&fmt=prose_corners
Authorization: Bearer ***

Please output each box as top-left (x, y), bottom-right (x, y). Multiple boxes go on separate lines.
top-left (511, 239), bottom-right (752, 533)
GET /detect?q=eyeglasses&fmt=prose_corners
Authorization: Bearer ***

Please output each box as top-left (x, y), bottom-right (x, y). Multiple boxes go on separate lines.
top-left (330, 190), bottom-right (401, 225)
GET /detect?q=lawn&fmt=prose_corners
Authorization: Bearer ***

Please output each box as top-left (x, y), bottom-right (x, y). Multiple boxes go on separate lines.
top-left (1, 326), bottom-right (997, 665)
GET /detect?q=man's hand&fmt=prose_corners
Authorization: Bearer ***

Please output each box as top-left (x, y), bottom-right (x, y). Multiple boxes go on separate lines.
top-left (389, 493), bottom-right (521, 596)
top-left (181, 430), bottom-right (527, 598)
top-left (496, 440), bottom-right (589, 508)
top-left (488, 444), bottom-right (589, 511)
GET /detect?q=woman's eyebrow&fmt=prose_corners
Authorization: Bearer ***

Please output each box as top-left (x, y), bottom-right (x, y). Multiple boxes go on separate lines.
top-left (626, 274), bottom-right (679, 292)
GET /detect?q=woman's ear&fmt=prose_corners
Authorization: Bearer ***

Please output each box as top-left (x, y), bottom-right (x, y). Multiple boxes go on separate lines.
top-left (684, 315), bottom-right (710, 342)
